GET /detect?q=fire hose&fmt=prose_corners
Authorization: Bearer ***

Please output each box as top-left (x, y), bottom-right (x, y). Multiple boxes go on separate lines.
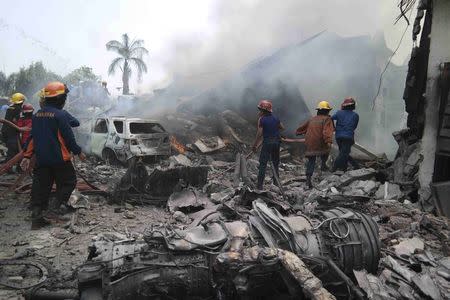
top-left (0, 151), bottom-right (24, 176)
top-left (0, 118), bottom-right (30, 133)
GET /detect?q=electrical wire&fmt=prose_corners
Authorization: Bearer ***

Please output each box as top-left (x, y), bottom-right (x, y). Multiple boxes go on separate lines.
top-left (395, 0), bottom-right (417, 24)
top-left (329, 219), bottom-right (350, 239)
top-left (371, 8), bottom-right (414, 110)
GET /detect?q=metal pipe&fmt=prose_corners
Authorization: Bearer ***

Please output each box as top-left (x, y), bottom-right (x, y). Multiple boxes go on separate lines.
top-left (325, 259), bottom-right (365, 300)
top-left (25, 289), bottom-right (79, 300)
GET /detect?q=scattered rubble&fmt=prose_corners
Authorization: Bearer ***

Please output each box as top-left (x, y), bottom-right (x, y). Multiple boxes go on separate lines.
top-left (0, 108), bottom-right (448, 299)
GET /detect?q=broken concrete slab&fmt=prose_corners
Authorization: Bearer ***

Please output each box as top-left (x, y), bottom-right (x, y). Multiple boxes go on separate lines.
top-left (202, 180), bottom-right (232, 195)
top-left (354, 270), bottom-right (395, 300)
top-left (194, 136), bottom-right (226, 153)
top-left (404, 146), bottom-right (422, 176)
top-left (68, 190), bottom-right (90, 209)
top-left (389, 215), bottom-right (412, 230)
top-left (393, 237), bottom-right (425, 257)
top-left (169, 154), bottom-right (193, 167)
top-left (218, 110), bottom-right (255, 145)
top-left (327, 194), bottom-right (371, 203)
top-left (209, 160), bottom-right (232, 168)
top-left (210, 187), bottom-right (235, 204)
top-left (383, 256), bottom-right (415, 283)
top-left (412, 273), bottom-right (441, 300)
top-left (317, 175), bottom-right (341, 190)
top-left (346, 180), bottom-right (379, 194)
top-left (123, 210), bottom-right (136, 219)
top-left (375, 182), bottom-right (404, 200)
top-left (338, 168), bottom-right (377, 186)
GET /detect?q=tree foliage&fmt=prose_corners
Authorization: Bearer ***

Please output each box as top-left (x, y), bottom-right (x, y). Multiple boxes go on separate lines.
top-left (0, 62), bottom-right (61, 99)
top-left (63, 66), bottom-right (100, 85)
top-left (106, 33), bottom-right (148, 95)
top-left (0, 62), bottom-right (101, 102)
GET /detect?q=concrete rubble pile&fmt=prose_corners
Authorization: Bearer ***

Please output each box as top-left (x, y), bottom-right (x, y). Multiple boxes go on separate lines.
top-left (0, 109), bottom-right (448, 300)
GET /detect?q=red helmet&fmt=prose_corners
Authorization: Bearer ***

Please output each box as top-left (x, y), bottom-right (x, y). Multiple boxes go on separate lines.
top-left (341, 97), bottom-right (356, 108)
top-left (22, 103), bottom-right (34, 113)
top-left (257, 99), bottom-right (273, 112)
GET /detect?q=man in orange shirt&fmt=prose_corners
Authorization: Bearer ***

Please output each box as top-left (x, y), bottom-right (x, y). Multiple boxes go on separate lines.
top-left (296, 101), bottom-right (334, 189)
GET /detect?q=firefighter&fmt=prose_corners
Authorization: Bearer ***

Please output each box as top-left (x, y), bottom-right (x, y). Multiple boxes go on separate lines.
top-left (332, 97), bottom-right (360, 172)
top-left (39, 89), bottom-right (79, 127)
top-left (296, 101), bottom-right (334, 189)
top-left (252, 99), bottom-right (285, 190)
top-left (21, 82), bottom-right (86, 230)
top-left (1, 93), bottom-right (26, 163)
top-left (17, 103), bottom-right (34, 148)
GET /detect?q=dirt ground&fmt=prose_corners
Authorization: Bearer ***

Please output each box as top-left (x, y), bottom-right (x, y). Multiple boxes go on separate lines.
top-left (0, 170), bottom-right (170, 300)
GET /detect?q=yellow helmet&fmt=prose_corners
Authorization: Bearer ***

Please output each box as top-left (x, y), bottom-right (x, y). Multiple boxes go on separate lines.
top-left (316, 100), bottom-right (332, 110)
top-left (38, 89), bottom-right (46, 106)
top-left (10, 93), bottom-right (26, 104)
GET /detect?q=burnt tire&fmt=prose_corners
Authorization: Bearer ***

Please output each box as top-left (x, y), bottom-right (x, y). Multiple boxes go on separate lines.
top-left (102, 148), bottom-right (120, 166)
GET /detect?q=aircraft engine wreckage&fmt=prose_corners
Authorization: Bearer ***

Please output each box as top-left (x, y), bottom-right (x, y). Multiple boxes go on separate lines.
top-left (77, 200), bottom-right (380, 299)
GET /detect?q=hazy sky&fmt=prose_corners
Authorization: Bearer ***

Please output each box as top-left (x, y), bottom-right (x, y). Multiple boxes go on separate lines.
top-left (0, 0), bottom-right (413, 95)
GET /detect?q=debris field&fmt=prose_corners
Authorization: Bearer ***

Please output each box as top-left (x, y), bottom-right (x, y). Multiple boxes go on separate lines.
top-left (0, 110), bottom-right (449, 300)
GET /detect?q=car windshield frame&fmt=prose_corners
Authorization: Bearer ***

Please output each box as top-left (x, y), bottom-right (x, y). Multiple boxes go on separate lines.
top-left (128, 122), bottom-right (166, 134)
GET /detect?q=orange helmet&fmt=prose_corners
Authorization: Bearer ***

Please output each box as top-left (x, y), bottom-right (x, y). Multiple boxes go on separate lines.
top-left (22, 103), bottom-right (34, 113)
top-left (257, 99), bottom-right (273, 112)
top-left (43, 81), bottom-right (69, 98)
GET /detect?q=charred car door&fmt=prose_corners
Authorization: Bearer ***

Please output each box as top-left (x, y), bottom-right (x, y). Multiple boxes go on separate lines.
top-left (90, 118), bottom-right (109, 157)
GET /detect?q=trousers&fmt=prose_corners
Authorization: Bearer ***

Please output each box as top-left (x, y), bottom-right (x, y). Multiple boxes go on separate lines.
top-left (257, 139), bottom-right (280, 189)
top-left (333, 138), bottom-right (359, 171)
top-left (5, 136), bottom-right (19, 162)
top-left (306, 154), bottom-right (328, 176)
top-left (30, 161), bottom-right (77, 219)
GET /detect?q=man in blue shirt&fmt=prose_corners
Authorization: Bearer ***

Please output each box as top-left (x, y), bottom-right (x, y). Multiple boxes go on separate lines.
top-left (252, 99), bottom-right (284, 190)
top-left (331, 97), bottom-right (360, 172)
top-left (21, 82), bottom-right (86, 230)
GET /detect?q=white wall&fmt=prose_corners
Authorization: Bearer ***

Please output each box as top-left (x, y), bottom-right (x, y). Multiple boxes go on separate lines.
top-left (419, 0), bottom-right (450, 203)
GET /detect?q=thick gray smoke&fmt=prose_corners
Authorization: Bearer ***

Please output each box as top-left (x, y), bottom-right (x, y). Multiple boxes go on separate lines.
top-left (110, 0), bottom-right (407, 157)
top-left (163, 0), bottom-right (380, 85)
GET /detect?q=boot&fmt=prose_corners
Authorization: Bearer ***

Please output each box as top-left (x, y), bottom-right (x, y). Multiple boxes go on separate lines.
top-left (31, 218), bottom-right (51, 230)
top-left (43, 210), bottom-right (70, 224)
top-left (256, 175), bottom-right (264, 190)
top-left (306, 175), bottom-right (313, 189)
top-left (31, 206), bottom-right (50, 229)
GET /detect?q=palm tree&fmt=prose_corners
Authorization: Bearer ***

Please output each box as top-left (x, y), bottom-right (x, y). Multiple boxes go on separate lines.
top-left (106, 33), bottom-right (148, 95)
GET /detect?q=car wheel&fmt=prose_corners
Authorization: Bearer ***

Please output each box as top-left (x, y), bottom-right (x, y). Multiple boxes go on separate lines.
top-left (102, 148), bottom-right (120, 166)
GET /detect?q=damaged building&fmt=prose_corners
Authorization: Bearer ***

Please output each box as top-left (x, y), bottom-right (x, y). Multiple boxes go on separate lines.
top-left (147, 30), bottom-right (407, 155)
top-left (400, 0), bottom-right (450, 217)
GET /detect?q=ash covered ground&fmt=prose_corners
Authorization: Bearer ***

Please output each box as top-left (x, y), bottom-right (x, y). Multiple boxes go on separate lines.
top-left (0, 111), bottom-right (450, 299)
top-left (0, 131), bottom-right (449, 299)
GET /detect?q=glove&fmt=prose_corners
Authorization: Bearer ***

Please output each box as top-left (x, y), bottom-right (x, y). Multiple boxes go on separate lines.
top-left (20, 158), bottom-right (31, 172)
top-left (78, 153), bottom-right (87, 161)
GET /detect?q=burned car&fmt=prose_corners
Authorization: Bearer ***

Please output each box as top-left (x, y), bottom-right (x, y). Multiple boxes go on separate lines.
top-left (78, 117), bottom-right (171, 163)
